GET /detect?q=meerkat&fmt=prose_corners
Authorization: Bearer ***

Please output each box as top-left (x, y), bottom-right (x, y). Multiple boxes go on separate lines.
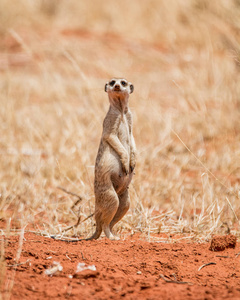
top-left (87, 78), bottom-right (136, 240)
top-left (51, 78), bottom-right (136, 242)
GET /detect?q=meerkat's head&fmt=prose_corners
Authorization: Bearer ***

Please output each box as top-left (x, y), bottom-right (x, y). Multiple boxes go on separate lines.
top-left (105, 78), bottom-right (134, 96)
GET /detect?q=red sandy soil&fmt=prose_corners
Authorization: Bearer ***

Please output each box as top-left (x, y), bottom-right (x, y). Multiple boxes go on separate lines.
top-left (2, 232), bottom-right (240, 300)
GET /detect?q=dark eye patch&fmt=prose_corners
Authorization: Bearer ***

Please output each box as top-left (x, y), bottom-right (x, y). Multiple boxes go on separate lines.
top-left (109, 80), bottom-right (116, 86)
top-left (121, 81), bottom-right (127, 86)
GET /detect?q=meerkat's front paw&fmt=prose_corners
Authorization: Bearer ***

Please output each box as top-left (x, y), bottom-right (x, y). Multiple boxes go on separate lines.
top-left (130, 162), bottom-right (135, 173)
top-left (121, 153), bottom-right (130, 175)
top-left (130, 153), bottom-right (136, 173)
top-left (122, 164), bottom-right (129, 175)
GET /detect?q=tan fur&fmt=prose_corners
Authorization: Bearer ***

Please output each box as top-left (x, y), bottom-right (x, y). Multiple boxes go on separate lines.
top-left (87, 78), bottom-right (136, 240)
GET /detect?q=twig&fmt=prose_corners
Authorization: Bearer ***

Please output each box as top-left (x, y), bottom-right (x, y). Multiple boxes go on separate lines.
top-left (159, 274), bottom-right (193, 285)
top-left (57, 186), bottom-right (83, 209)
top-left (216, 255), bottom-right (229, 258)
top-left (198, 262), bottom-right (216, 271)
top-left (50, 211), bottom-right (95, 241)
top-left (62, 213), bottom-right (95, 233)
top-left (81, 213), bottom-right (95, 223)
top-left (7, 259), bottom-right (31, 268)
top-left (71, 200), bottom-right (82, 209)
top-left (235, 252), bottom-right (240, 258)
top-left (62, 216), bottom-right (82, 233)
top-left (81, 251), bottom-right (85, 260)
top-left (57, 185), bottom-right (82, 198)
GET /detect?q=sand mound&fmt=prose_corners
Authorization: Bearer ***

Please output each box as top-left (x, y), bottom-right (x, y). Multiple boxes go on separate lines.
top-left (209, 234), bottom-right (237, 251)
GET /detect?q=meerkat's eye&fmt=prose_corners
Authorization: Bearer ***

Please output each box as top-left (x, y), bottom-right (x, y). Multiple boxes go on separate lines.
top-left (109, 80), bottom-right (116, 87)
top-left (121, 81), bottom-right (127, 86)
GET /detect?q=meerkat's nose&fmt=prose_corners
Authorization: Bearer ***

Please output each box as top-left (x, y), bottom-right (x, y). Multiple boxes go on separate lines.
top-left (114, 84), bottom-right (120, 91)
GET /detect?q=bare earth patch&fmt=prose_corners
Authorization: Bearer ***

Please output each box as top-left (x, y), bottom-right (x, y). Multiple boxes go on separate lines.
top-left (2, 232), bottom-right (240, 300)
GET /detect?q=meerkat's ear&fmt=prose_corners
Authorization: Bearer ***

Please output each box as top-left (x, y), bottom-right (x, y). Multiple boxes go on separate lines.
top-left (105, 83), bottom-right (108, 92)
top-left (130, 84), bottom-right (134, 94)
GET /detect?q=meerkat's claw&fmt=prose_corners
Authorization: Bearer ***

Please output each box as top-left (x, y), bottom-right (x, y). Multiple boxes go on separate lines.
top-left (122, 167), bottom-right (128, 176)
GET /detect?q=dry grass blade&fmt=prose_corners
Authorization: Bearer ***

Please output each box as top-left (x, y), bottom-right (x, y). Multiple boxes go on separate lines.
top-left (57, 186), bottom-right (83, 208)
top-left (62, 216), bottom-right (82, 233)
top-left (159, 274), bottom-right (193, 285)
top-left (80, 213), bottom-right (95, 223)
top-left (62, 212), bottom-right (94, 234)
top-left (198, 262), bottom-right (216, 271)
top-left (7, 259), bottom-right (31, 268)
top-left (216, 255), bottom-right (229, 258)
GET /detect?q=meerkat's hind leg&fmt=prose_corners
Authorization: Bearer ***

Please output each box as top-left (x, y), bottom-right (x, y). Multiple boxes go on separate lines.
top-left (94, 184), bottom-right (119, 240)
top-left (85, 221), bottom-right (102, 240)
top-left (109, 189), bottom-right (130, 236)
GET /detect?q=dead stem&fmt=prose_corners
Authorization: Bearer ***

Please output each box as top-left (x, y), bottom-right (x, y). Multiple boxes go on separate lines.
top-left (57, 186), bottom-right (83, 209)
top-left (62, 213), bottom-right (94, 233)
top-left (7, 259), bottom-right (31, 268)
top-left (159, 274), bottom-right (193, 285)
top-left (198, 262), bottom-right (216, 271)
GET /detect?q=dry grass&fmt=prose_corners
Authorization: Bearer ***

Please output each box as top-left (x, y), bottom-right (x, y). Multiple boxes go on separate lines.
top-left (0, 0), bottom-right (240, 251)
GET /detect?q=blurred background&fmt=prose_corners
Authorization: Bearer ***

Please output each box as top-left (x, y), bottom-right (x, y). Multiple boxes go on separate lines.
top-left (0, 0), bottom-right (240, 240)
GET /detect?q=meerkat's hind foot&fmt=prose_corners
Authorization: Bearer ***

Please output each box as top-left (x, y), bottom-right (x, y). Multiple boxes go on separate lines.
top-left (109, 229), bottom-right (120, 240)
top-left (109, 234), bottom-right (120, 241)
top-left (103, 225), bottom-right (120, 240)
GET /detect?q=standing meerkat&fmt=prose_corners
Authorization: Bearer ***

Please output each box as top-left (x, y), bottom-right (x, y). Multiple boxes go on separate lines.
top-left (51, 78), bottom-right (136, 242)
top-left (88, 78), bottom-right (136, 240)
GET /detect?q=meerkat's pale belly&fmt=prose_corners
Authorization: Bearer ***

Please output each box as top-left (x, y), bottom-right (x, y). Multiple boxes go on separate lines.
top-left (109, 136), bottom-right (132, 194)
top-left (95, 145), bottom-right (132, 195)
top-left (95, 116), bottom-right (132, 195)
top-left (106, 148), bottom-right (131, 195)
